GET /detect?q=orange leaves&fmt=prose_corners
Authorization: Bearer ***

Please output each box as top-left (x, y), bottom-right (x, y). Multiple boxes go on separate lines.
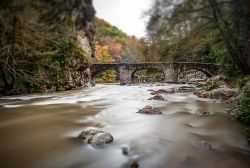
top-left (94, 44), bottom-right (115, 63)
top-left (113, 43), bottom-right (122, 52)
top-left (94, 17), bottom-right (142, 63)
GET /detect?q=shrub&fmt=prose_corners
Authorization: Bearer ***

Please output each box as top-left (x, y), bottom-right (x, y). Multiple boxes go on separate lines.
top-left (234, 82), bottom-right (250, 125)
top-left (96, 70), bottom-right (117, 83)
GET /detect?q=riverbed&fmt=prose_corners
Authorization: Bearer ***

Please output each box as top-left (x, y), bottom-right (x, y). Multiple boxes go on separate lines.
top-left (0, 84), bottom-right (249, 168)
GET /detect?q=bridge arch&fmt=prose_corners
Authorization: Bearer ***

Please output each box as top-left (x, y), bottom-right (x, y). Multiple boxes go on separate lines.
top-left (178, 69), bottom-right (209, 82)
top-left (91, 68), bottom-right (119, 79)
top-left (90, 63), bottom-right (120, 85)
top-left (175, 62), bottom-right (219, 78)
top-left (131, 68), bottom-right (165, 83)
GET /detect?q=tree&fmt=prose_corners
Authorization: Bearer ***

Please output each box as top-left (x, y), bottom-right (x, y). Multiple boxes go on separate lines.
top-left (146, 0), bottom-right (250, 74)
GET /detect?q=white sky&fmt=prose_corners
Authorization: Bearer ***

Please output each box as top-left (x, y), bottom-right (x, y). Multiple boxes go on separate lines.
top-left (93, 0), bottom-right (152, 38)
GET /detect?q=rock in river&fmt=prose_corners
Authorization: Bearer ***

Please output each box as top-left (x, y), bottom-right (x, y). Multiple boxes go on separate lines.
top-left (148, 94), bottom-right (165, 101)
top-left (194, 87), bottom-right (239, 100)
top-left (79, 129), bottom-right (113, 147)
top-left (137, 106), bottom-right (162, 114)
top-left (150, 88), bottom-right (174, 95)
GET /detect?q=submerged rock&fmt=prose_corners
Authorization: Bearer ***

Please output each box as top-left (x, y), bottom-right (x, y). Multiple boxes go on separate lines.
top-left (198, 111), bottom-right (212, 115)
top-left (148, 94), bottom-right (165, 101)
top-left (129, 161), bottom-right (139, 168)
top-left (195, 141), bottom-right (213, 151)
top-left (137, 106), bottom-right (162, 114)
top-left (150, 88), bottom-right (174, 95)
top-left (121, 147), bottom-right (129, 156)
top-left (79, 129), bottom-right (113, 147)
top-left (177, 86), bottom-right (196, 93)
top-left (147, 89), bottom-right (154, 92)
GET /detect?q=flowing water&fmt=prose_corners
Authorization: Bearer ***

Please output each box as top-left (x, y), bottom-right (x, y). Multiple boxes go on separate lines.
top-left (0, 84), bottom-right (250, 168)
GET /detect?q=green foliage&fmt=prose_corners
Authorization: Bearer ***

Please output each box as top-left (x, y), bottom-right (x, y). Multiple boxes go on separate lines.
top-left (234, 82), bottom-right (250, 125)
top-left (99, 26), bottom-right (125, 38)
top-left (203, 79), bottom-right (219, 91)
top-left (54, 38), bottom-right (74, 56)
top-left (54, 38), bottom-right (87, 58)
top-left (207, 43), bottom-right (227, 63)
top-left (96, 19), bottom-right (127, 40)
top-left (223, 64), bottom-right (241, 77)
top-left (96, 70), bottom-right (117, 83)
top-left (146, 0), bottom-right (250, 74)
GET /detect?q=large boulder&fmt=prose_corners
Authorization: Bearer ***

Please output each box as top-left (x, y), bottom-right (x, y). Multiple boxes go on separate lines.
top-left (194, 87), bottom-right (239, 100)
top-left (79, 129), bottom-right (113, 147)
top-left (137, 106), bottom-right (162, 114)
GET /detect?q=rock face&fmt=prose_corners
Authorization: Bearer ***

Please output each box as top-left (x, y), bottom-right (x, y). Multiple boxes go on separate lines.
top-left (63, 57), bottom-right (91, 90)
top-left (0, 0), bottom-right (96, 95)
top-left (56, 0), bottom-right (95, 90)
top-left (80, 129), bottom-right (113, 147)
top-left (137, 106), bottom-right (162, 114)
top-left (194, 87), bottom-right (239, 100)
top-left (148, 94), bottom-right (165, 101)
top-left (38, 0), bottom-right (95, 92)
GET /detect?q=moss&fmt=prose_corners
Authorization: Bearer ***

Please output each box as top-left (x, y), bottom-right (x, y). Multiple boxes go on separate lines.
top-left (75, 43), bottom-right (91, 63)
top-left (52, 37), bottom-right (91, 65)
top-left (54, 38), bottom-right (75, 56)
top-left (203, 79), bottom-right (219, 91)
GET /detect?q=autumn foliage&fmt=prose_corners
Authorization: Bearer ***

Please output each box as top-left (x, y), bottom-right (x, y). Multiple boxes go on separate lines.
top-left (94, 17), bottom-right (144, 82)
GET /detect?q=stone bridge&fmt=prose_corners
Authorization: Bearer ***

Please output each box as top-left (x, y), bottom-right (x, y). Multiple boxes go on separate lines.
top-left (90, 62), bottom-right (220, 85)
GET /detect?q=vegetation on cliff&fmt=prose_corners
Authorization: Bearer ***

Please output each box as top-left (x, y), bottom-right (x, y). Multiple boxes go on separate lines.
top-left (0, 0), bottom-right (95, 94)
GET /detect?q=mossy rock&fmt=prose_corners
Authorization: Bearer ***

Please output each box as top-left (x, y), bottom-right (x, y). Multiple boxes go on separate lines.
top-left (203, 79), bottom-right (219, 91)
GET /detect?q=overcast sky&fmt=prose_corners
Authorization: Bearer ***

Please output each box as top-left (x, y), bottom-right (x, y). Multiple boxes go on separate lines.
top-left (93, 0), bottom-right (152, 38)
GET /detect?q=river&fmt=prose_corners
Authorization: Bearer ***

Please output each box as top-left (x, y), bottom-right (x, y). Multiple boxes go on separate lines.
top-left (0, 84), bottom-right (249, 168)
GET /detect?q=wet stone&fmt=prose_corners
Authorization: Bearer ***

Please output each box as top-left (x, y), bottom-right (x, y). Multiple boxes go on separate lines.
top-left (148, 94), bottom-right (165, 101)
top-left (194, 87), bottom-right (239, 100)
top-left (198, 111), bottom-right (212, 115)
top-left (150, 88), bottom-right (174, 95)
top-left (137, 106), bottom-right (162, 115)
top-left (122, 147), bottom-right (129, 156)
top-left (195, 141), bottom-right (213, 151)
top-left (129, 161), bottom-right (139, 168)
top-left (79, 129), bottom-right (113, 147)
top-left (177, 86), bottom-right (196, 93)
